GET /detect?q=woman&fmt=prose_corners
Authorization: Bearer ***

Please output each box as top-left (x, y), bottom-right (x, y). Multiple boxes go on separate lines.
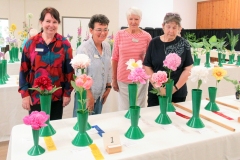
top-left (112, 7), bottom-right (152, 111)
top-left (73, 14), bottom-right (112, 116)
top-left (143, 12), bottom-right (193, 107)
top-left (19, 7), bottom-right (74, 120)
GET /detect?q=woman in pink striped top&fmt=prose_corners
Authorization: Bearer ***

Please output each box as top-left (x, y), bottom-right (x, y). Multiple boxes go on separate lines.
top-left (112, 7), bottom-right (152, 111)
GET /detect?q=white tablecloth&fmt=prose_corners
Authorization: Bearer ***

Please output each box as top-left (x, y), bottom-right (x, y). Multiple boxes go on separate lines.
top-left (7, 96), bottom-right (240, 160)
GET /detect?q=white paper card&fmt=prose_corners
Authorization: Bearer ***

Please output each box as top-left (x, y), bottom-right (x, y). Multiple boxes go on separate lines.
top-left (102, 131), bottom-right (121, 148)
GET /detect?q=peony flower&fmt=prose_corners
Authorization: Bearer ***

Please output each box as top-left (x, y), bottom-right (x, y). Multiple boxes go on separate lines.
top-left (29, 76), bottom-right (62, 95)
top-left (212, 67), bottom-right (227, 87)
top-left (126, 59), bottom-right (143, 71)
top-left (163, 53), bottom-right (181, 79)
top-left (70, 54), bottom-right (91, 71)
top-left (128, 67), bottom-right (150, 84)
top-left (188, 66), bottom-right (209, 89)
top-left (23, 111), bottom-right (49, 130)
top-left (75, 74), bottom-right (93, 90)
top-left (152, 71), bottom-right (168, 88)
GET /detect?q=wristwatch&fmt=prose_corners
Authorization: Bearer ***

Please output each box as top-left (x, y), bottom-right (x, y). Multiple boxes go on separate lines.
top-left (174, 85), bottom-right (179, 91)
top-left (106, 85), bottom-right (112, 89)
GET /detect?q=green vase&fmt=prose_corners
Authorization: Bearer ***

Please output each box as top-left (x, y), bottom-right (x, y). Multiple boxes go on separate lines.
top-left (221, 53), bottom-right (226, 63)
top-left (27, 129), bottom-right (45, 156)
top-left (125, 106), bottom-right (144, 139)
top-left (186, 89), bottom-right (205, 128)
top-left (205, 87), bottom-right (219, 111)
top-left (125, 83), bottom-right (138, 119)
top-left (165, 79), bottom-right (176, 112)
top-left (228, 54), bottom-right (235, 64)
top-left (218, 52), bottom-right (223, 67)
top-left (73, 90), bottom-right (91, 131)
top-left (155, 96), bottom-right (172, 124)
top-left (235, 55), bottom-right (240, 66)
top-left (20, 47), bottom-right (23, 53)
top-left (204, 52), bottom-right (211, 68)
top-left (0, 61), bottom-right (6, 85)
top-left (2, 60), bottom-right (9, 81)
top-left (8, 48), bottom-right (14, 63)
top-left (72, 111), bottom-right (93, 146)
top-left (77, 42), bottom-right (81, 48)
top-left (39, 94), bottom-right (56, 137)
top-left (14, 47), bottom-right (20, 61)
top-left (193, 54), bottom-right (200, 66)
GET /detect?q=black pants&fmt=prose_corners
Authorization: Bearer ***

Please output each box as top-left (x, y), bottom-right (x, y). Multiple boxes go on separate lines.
top-left (147, 91), bottom-right (186, 107)
top-left (30, 100), bottom-right (63, 120)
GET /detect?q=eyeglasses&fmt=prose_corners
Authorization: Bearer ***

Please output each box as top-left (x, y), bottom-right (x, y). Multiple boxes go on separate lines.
top-left (94, 29), bottom-right (109, 33)
top-left (166, 13), bottom-right (180, 18)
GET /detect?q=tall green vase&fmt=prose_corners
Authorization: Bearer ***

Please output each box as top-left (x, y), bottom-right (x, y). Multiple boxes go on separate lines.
top-left (204, 52), bottom-right (211, 68)
top-left (125, 106), bottom-right (144, 139)
top-left (39, 94), bottom-right (56, 137)
top-left (186, 89), bottom-right (205, 128)
top-left (228, 54), bottom-right (235, 64)
top-left (8, 48), bottom-right (14, 63)
top-left (14, 47), bottom-right (20, 61)
top-left (2, 60), bottom-right (9, 81)
top-left (72, 111), bottom-right (93, 146)
top-left (193, 54), bottom-right (200, 66)
top-left (155, 96), bottom-right (172, 124)
top-left (235, 55), bottom-right (240, 66)
top-left (204, 87), bottom-right (219, 111)
top-left (27, 129), bottom-right (45, 156)
top-left (125, 83), bottom-right (138, 119)
top-left (73, 90), bottom-right (91, 131)
top-left (218, 52), bottom-right (223, 67)
top-left (221, 53), bottom-right (226, 63)
top-left (166, 79), bottom-right (176, 112)
top-left (0, 61), bottom-right (6, 85)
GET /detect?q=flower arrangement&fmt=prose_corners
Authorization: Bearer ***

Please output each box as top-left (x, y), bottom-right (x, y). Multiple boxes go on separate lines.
top-left (163, 53), bottom-right (181, 80)
top-left (226, 30), bottom-right (239, 52)
top-left (188, 66), bottom-right (209, 89)
top-left (29, 76), bottom-right (62, 95)
top-left (212, 67), bottom-right (227, 88)
top-left (23, 111), bottom-right (49, 130)
top-left (77, 21), bottom-right (82, 47)
top-left (6, 24), bottom-right (17, 48)
top-left (66, 34), bottom-right (73, 42)
top-left (202, 35), bottom-right (217, 53)
top-left (224, 76), bottom-right (240, 91)
top-left (150, 71), bottom-right (168, 96)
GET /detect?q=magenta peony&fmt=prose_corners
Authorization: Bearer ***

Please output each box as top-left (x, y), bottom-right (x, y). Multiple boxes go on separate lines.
top-left (23, 111), bottom-right (49, 130)
top-left (128, 67), bottom-right (150, 84)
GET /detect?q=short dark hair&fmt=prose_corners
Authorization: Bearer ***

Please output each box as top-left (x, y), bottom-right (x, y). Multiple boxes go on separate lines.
top-left (88, 14), bottom-right (109, 29)
top-left (39, 7), bottom-right (61, 24)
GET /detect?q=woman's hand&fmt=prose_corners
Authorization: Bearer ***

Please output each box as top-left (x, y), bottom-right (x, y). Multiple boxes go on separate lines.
top-left (112, 80), bottom-right (119, 92)
top-left (63, 96), bottom-right (71, 107)
top-left (22, 96), bottom-right (33, 110)
top-left (102, 88), bottom-right (111, 104)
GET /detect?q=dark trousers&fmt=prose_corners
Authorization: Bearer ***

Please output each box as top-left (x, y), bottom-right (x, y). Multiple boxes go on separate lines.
top-left (30, 100), bottom-right (63, 120)
top-left (147, 91), bottom-right (186, 107)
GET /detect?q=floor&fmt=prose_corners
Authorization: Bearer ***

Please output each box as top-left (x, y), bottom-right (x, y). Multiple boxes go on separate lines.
top-left (0, 141), bottom-right (9, 160)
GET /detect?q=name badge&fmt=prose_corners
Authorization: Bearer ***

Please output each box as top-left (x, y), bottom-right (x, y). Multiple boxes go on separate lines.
top-left (94, 54), bottom-right (100, 58)
top-left (35, 48), bottom-right (44, 52)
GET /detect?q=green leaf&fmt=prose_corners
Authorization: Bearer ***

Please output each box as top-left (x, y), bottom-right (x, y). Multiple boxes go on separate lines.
top-left (197, 79), bottom-right (202, 90)
top-left (209, 35), bottom-right (217, 43)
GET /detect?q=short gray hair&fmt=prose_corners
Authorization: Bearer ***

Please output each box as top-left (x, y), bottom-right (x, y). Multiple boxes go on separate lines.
top-left (126, 7), bottom-right (142, 19)
top-left (163, 12), bottom-right (182, 26)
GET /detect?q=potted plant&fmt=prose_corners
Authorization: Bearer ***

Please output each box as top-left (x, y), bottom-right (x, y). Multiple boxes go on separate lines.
top-left (226, 30), bottom-right (239, 64)
top-left (224, 76), bottom-right (240, 99)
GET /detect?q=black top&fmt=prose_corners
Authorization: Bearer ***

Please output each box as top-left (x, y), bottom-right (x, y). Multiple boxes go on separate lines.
top-left (143, 36), bottom-right (193, 98)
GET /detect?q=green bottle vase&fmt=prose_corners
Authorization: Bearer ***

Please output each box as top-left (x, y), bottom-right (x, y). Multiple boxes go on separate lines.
top-left (235, 55), bottom-right (240, 66)
top-left (193, 54), bottom-right (200, 66)
top-left (155, 96), bottom-right (172, 124)
top-left (218, 52), bottom-right (223, 67)
top-left (73, 90), bottom-right (91, 131)
top-left (39, 94), bottom-right (56, 137)
top-left (0, 61), bottom-right (6, 85)
top-left (125, 83), bottom-right (138, 119)
top-left (14, 47), bottom-right (20, 61)
top-left (2, 60), bottom-right (9, 81)
top-left (204, 52), bottom-right (211, 68)
top-left (221, 53), bottom-right (226, 63)
top-left (27, 129), bottom-right (45, 156)
top-left (205, 87), bottom-right (219, 111)
top-left (8, 48), bottom-right (14, 63)
top-left (228, 54), bottom-right (235, 64)
top-left (187, 89), bottom-right (205, 128)
top-left (125, 106), bottom-right (144, 139)
top-left (72, 111), bottom-right (93, 146)
top-left (166, 79), bottom-right (176, 112)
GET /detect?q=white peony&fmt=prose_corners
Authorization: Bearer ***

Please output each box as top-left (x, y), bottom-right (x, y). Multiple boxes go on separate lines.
top-left (188, 66), bottom-right (209, 89)
top-left (70, 54), bottom-right (91, 70)
top-left (125, 59), bottom-right (143, 71)
top-left (26, 13), bottom-right (33, 19)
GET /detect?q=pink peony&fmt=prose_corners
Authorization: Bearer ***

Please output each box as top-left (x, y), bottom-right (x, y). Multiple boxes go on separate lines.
top-left (152, 71), bottom-right (168, 87)
top-left (163, 53), bottom-right (181, 71)
top-left (23, 111), bottom-right (49, 130)
top-left (75, 74), bottom-right (93, 90)
top-left (128, 67), bottom-right (150, 84)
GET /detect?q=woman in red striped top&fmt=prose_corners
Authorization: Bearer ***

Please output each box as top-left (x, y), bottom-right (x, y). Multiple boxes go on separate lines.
top-left (112, 7), bottom-right (152, 111)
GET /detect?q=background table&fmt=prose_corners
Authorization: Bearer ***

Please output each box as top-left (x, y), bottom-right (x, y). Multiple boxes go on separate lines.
top-left (7, 96), bottom-right (240, 160)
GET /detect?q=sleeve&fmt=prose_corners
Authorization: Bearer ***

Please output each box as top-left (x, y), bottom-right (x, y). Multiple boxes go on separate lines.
top-left (111, 31), bottom-right (120, 61)
top-left (182, 39), bottom-right (193, 68)
top-left (63, 40), bottom-right (74, 97)
top-left (18, 41), bottom-right (31, 98)
top-left (143, 39), bottom-right (154, 68)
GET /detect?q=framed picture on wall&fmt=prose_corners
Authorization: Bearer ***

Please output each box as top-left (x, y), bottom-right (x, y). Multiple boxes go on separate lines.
top-left (62, 16), bottom-right (90, 50)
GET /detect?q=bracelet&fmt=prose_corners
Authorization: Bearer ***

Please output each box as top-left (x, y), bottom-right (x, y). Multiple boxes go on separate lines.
top-left (174, 85), bottom-right (179, 91)
top-left (106, 86), bottom-right (112, 89)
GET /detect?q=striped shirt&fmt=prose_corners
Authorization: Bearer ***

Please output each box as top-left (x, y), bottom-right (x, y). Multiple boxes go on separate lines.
top-left (112, 29), bottom-right (152, 83)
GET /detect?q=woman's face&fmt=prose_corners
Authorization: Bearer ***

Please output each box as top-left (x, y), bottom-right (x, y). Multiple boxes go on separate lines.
top-left (162, 21), bottom-right (180, 40)
top-left (90, 22), bottom-right (108, 43)
top-left (127, 14), bottom-right (141, 30)
top-left (40, 13), bottom-right (59, 35)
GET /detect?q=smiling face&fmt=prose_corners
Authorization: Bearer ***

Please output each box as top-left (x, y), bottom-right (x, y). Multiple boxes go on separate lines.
top-left (127, 14), bottom-right (141, 30)
top-left (162, 21), bottom-right (181, 41)
top-left (90, 22), bottom-right (108, 43)
top-left (40, 13), bottom-right (59, 36)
